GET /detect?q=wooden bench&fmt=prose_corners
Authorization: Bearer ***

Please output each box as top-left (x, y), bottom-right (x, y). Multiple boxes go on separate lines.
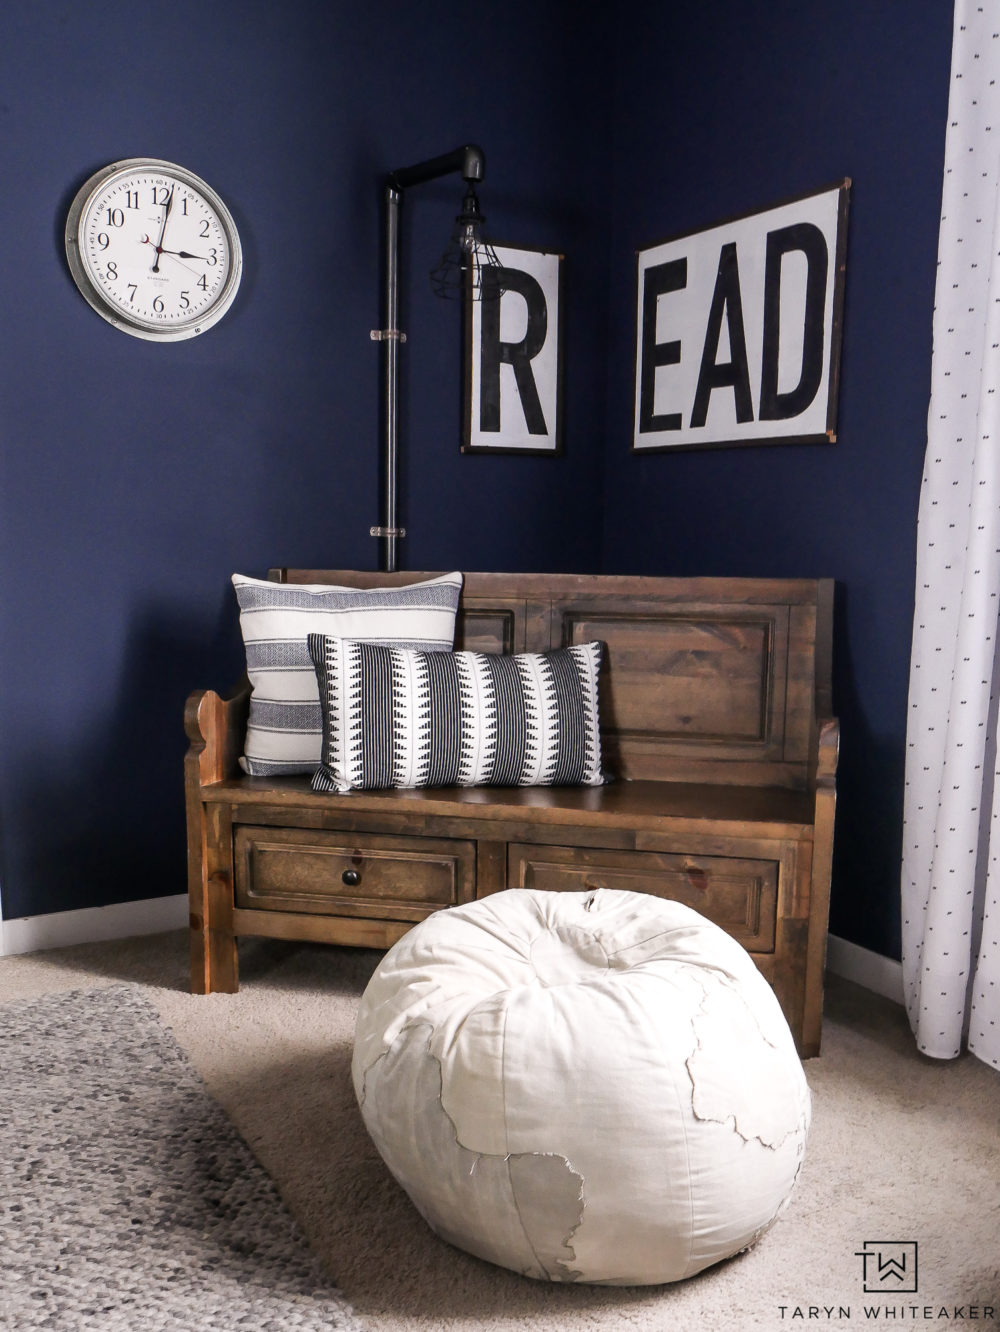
top-left (185, 570), bottom-right (838, 1055)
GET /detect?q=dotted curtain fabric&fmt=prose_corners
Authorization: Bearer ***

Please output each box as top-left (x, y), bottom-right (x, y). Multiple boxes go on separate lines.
top-left (902, 1), bottom-right (1000, 1068)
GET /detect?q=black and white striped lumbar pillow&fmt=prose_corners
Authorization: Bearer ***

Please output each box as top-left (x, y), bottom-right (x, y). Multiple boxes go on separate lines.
top-left (232, 572), bottom-right (463, 776)
top-left (308, 636), bottom-right (607, 793)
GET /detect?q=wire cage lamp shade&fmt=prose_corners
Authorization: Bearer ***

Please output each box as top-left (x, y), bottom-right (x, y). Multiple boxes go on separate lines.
top-left (430, 184), bottom-right (505, 300)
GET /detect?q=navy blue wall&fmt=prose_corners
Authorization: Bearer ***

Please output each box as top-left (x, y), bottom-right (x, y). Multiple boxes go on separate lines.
top-left (602, 1), bottom-right (954, 958)
top-left (0, 1), bottom-right (611, 919)
top-left (0, 1), bottom-right (957, 965)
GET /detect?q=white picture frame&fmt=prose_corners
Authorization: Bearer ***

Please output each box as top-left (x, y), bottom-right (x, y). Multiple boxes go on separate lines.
top-left (463, 243), bottom-right (564, 454)
top-left (633, 181), bottom-right (850, 452)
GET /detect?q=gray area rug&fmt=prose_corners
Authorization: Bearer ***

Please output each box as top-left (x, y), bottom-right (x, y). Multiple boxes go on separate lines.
top-left (0, 984), bottom-right (364, 1331)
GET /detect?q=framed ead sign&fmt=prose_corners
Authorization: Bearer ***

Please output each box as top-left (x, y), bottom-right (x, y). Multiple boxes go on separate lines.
top-left (633, 180), bottom-right (850, 451)
top-left (464, 243), bottom-right (564, 454)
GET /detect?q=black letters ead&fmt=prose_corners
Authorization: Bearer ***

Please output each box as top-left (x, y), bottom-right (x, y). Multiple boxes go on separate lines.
top-left (759, 222), bottom-right (828, 420)
top-left (690, 242), bottom-right (754, 429)
top-left (638, 258), bottom-right (686, 433)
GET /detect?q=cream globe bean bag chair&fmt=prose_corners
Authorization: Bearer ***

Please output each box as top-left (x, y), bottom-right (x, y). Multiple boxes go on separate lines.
top-left (352, 887), bottom-right (810, 1285)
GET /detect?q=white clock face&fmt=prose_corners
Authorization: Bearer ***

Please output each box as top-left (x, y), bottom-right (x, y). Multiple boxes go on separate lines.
top-left (65, 159), bottom-right (242, 341)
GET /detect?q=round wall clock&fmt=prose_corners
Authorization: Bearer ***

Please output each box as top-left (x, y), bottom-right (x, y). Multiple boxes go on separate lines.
top-left (64, 158), bottom-right (243, 341)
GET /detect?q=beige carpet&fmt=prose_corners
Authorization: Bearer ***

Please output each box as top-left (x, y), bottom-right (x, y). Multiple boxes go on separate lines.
top-left (2, 930), bottom-right (998, 1331)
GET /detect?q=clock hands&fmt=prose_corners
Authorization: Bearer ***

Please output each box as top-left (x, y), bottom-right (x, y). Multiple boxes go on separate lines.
top-left (140, 237), bottom-right (208, 261)
top-left (150, 186), bottom-right (174, 273)
top-left (163, 251), bottom-right (208, 281)
top-left (139, 231), bottom-right (212, 279)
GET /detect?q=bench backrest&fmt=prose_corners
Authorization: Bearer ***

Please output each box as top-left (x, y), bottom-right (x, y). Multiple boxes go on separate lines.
top-left (271, 570), bottom-right (834, 791)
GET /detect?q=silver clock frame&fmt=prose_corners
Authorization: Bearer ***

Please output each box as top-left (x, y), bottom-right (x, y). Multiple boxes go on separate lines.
top-left (64, 157), bottom-right (243, 342)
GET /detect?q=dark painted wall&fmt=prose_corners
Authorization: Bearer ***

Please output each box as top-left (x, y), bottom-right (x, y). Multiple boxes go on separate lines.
top-left (602, 1), bottom-right (954, 958)
top-left (0, 1), bottom-right (611, 919)
top-left (1, 1), bottom-right (955, 966)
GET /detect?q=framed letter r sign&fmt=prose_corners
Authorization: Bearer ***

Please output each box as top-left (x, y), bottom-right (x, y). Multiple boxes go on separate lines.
top-left (463, 243), bottom-right (564, 454)
top-left (633, 180), bottom-right (850, 451)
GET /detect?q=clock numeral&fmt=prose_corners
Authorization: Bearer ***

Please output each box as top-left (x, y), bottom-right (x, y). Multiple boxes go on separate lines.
top-left (97, 232), bottom-right (110, 250)
top-left (127, 283), bottom-right (138, 302)
top-left (106, 261), bottom-right (118, 280)
top-left (207, 248), bottom-right (218, 267)
top-left (151, 185), bottom-right (171, 206)
top-left (199, 220), bottom-right (210, 239)
top-left (125, 190), bottom-right (140, 209)
top-left (153, 296), bottom-right (165, 314)
top-left (197, 274), bottom-right (208, 291)
top-left (181, 197), bottom-right (189, 216)
top-left (180, 291), bottom-right (190, 309)
top-left (106, 208), bottom-right (124, 228)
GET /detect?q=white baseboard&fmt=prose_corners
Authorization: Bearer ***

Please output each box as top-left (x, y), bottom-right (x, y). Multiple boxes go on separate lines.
top-left (825, 932), bottom-right (904, 1006)
top-left (0, 894), bottom-right (188, 958)
top-left (1, 897), bottom-right (905, 1008)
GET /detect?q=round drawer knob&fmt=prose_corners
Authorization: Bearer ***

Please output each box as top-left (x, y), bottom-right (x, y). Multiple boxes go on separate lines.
top-left (342, 868), bottom-right (361, 887)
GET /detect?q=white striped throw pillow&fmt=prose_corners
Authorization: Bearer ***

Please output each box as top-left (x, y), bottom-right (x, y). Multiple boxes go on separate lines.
top-left (233, 572), bottom-right (463, 775)
top-left (308, 636), bottom-right (607, 793)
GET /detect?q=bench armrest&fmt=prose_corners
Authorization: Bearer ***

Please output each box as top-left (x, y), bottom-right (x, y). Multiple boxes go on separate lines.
top-left (184, 678), bottom-right (250, 788)
top-left (814, 716), bottom-right (839, 786)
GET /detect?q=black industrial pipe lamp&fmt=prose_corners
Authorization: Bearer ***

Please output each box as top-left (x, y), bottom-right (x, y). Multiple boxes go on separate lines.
top-left (371, 144), bottom-right (504, 572)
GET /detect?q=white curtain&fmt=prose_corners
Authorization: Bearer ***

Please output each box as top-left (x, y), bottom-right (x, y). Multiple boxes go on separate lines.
top-left (902, 1), bottom-right (1000, 1068)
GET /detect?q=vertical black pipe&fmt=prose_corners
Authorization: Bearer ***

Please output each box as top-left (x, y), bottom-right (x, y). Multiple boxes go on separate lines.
top-left (382, 184), bottom-right (401, 573)
top-left (378, 147), bottom-right (487, 572)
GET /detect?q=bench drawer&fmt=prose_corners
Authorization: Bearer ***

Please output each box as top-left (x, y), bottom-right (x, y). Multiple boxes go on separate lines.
top-left (508, 843), bottom-right (778, 951)
top-left (235, 826), bottom-right (475, 922)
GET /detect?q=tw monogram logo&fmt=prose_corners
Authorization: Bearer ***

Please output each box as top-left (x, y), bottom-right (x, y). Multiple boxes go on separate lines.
top-left (854, 1240), bottom-right (919, 1294)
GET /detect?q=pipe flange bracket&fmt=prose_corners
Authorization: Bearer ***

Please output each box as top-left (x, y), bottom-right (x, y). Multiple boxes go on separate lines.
top-left (370, 525), bottom-right (406, 538)
top-left (370, 329), bottom-right (407, 343)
